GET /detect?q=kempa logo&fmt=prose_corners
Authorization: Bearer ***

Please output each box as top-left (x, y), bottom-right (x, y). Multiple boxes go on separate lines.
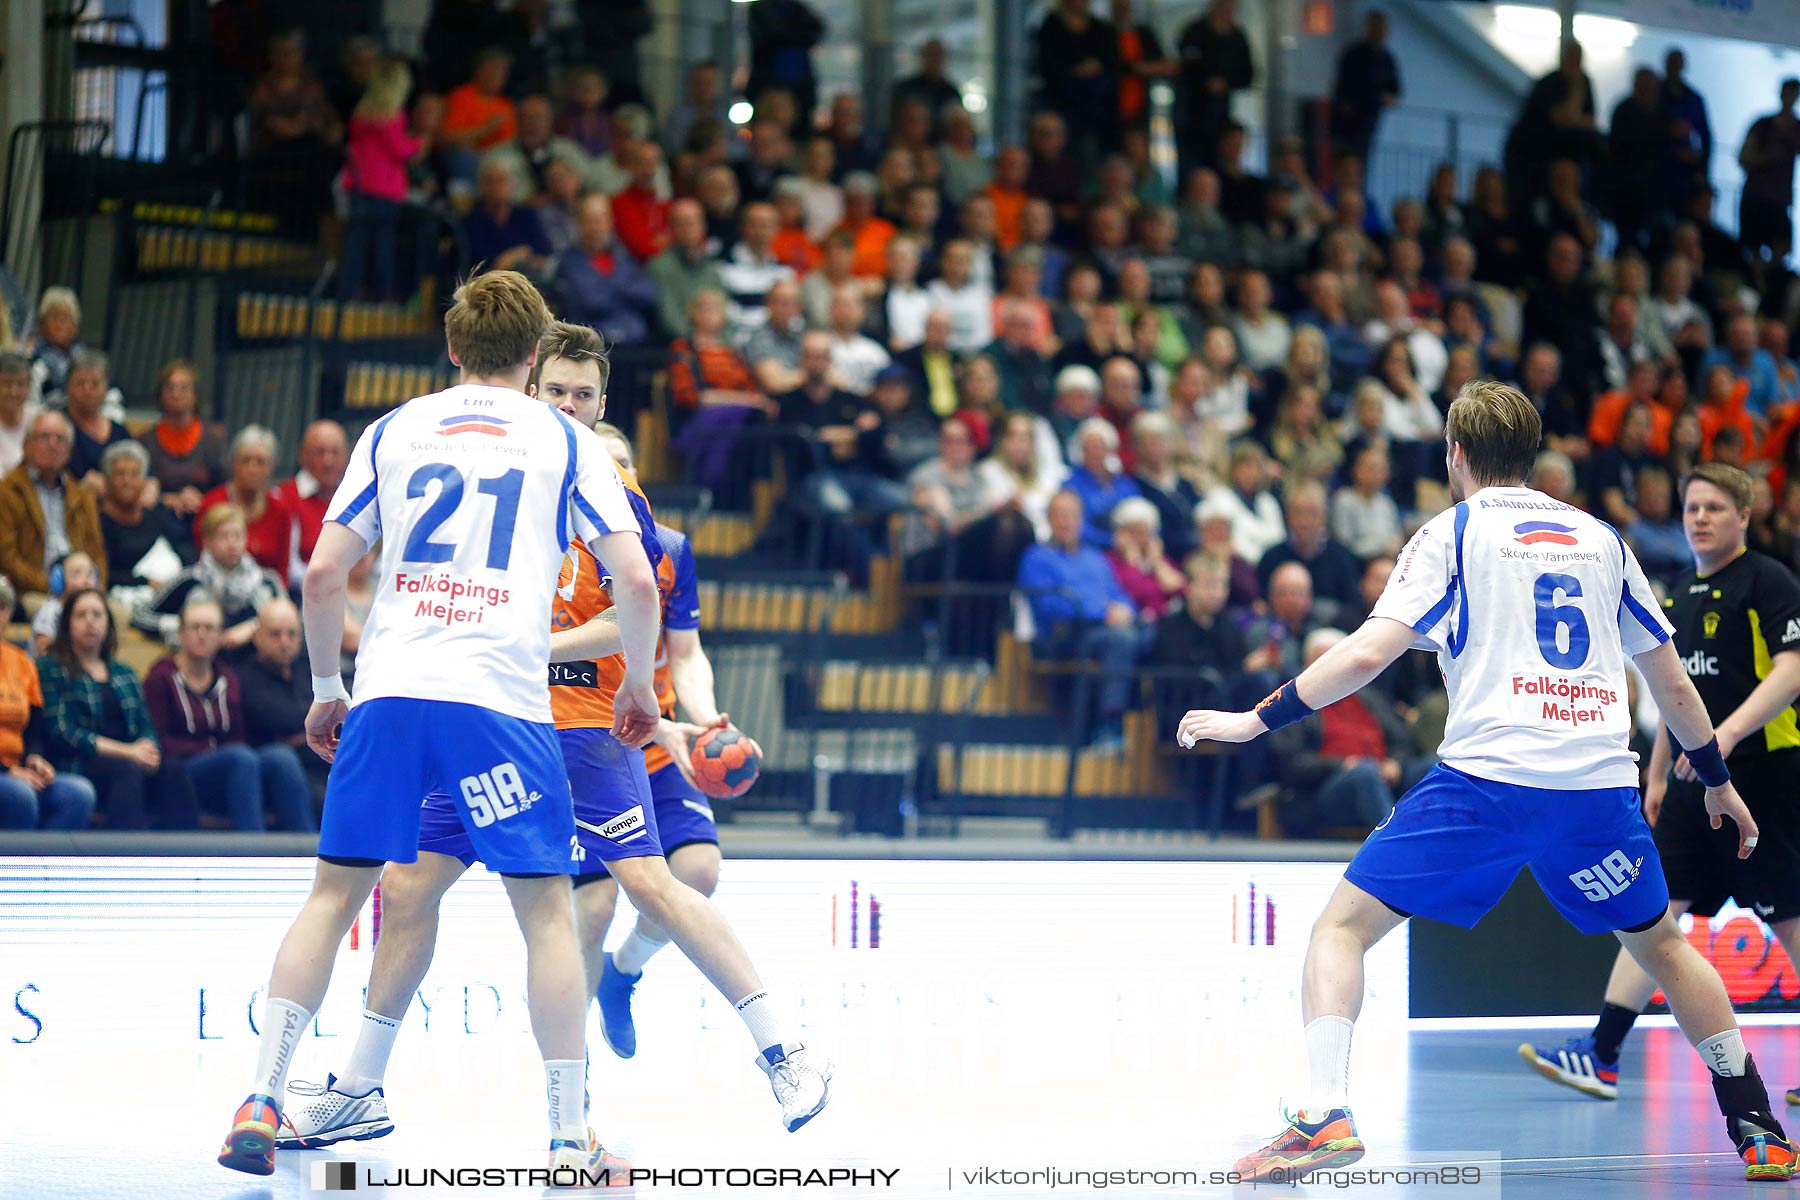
top-left (1787, 618), bottom-right (1800, 643)
top-left (599, 805), bottom-right (647, 843)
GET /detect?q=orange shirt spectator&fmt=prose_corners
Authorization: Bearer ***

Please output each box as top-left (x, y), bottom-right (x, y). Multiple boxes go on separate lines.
top-left (1588, 388), bottom-right (1671, 455)
top-left (985, 183), bottom-right (1027, 251)
top-left (441, 84), bottom-right (516, 152)
top-left (842, 217), bottom-right (896, 280)
top-left (773, 219), bottom-right (822, 273)
top-left (1699, 372), bottom-right (1756, 461)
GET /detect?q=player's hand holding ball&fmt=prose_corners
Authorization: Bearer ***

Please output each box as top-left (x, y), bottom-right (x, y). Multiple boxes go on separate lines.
top-left (656, 714), bottom-right (730, 789)
top-left (690, 725), bottom-right (763, 799)
top-left (1703, 779), bottom-right (1760, 860)
top-left (612, 675), bottom-right (660, 751)
top-left (1176, 708), bottom-right (1265, 750)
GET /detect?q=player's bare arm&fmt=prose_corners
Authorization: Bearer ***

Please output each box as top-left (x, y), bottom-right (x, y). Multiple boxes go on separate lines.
top-left (1634, 637), bottom-right (1759, 858)
top-left (1674, 648), bottom-right (1800, 780)
top-left (300, 522), bottom-right (367, 762)
top-left (588, 528), bottom-right (661, 749)
top-left (548, 605), bottom-right (621, 662)
top-left (1178, 616), bottom-right (1419, 748)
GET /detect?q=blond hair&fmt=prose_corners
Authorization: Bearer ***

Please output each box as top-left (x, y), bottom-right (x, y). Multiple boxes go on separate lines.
top-left (200, 503), bottom-right (248, 540)
top-left (444, 271), bottom-right (552, 378)
top-left (1445, 379), bottom-right (1541, 487)
top-left (1681, 462), bottom-right (1753, 512)
top-left (534, 321), bottom-right (611, 393)
top-left (355, 58), bottom-right (414, 122)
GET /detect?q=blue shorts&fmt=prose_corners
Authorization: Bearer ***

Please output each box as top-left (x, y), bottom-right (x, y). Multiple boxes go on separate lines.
top-left (320, 698), bottom-right (576, 876)
top-left (650, 762), bottom-right (719, 855)
top-left (419, 726), bottom-right (661, 874)
top-left (1344, 763), bottom-right (1669, 935)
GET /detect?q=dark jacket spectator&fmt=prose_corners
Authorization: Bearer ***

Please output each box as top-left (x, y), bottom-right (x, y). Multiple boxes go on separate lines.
top-left (1177, 0), bottom-right (1254, 167)
top-left (98, 440), bottom-right (196, 590)
top-left (1036, 0), bottom-right (1117, 154)
top-left (1330, 13), bottom-right (1400, 160)
top-left (551, 194), bottom-right (657, 342)
top-left (1253, 481), bottom-right (1363, 613)
top-left (748, 0), bottom-right (825, 118)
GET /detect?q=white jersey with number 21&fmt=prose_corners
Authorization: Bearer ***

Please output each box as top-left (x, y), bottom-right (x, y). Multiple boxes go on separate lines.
top-left (324, 383), bottom-right (640, 723)
top-left (1371, 485), bottom-right (1674, 790)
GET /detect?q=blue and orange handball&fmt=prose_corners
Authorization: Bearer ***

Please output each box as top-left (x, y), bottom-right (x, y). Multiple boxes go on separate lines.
top-left (691, 727), bottom-right (762, 799)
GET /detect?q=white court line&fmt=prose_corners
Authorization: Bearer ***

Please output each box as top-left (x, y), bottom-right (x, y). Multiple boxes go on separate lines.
top-left (1410, 1013), bottom-right (1800, 1031)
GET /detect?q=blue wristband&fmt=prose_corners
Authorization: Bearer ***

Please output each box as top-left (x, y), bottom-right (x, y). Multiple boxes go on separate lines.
top-left (1683, 736), bottom-right (1730, 789)
top-left (1255, 680), bottom-right (1315, 732)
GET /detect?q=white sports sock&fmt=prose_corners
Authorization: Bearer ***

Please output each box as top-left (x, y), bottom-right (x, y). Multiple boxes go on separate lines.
top-left (1699, 1028), bottom-right (1749, 1077)
top-left (733, 990), bottom-right (795, 1056)
top-left (612, 927), bottom-right (668, 977)
top-left (545, 1060), bottom-right (588, 1145)
top-left (252, 998), bottom-right (313, 1099)
top-left (1305, 1016), bottom-right (1355, 1116)
top-left (336, 1010), bottom-right (402, 1096)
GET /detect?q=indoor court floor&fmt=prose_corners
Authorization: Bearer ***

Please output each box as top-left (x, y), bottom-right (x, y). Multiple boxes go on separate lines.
top-left (5, 1025), bottom-right (1800, 1199)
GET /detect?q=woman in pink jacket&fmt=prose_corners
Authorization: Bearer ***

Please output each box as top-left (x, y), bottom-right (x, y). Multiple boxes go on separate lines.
top-left (340, 59), bottom-right (426, 301)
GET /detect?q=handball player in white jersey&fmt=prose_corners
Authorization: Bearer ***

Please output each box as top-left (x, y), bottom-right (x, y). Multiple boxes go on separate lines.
top-left (1178, 380), bottom-right (1797, 1183)
top-left (217, 271), bottom-right (662, 1183)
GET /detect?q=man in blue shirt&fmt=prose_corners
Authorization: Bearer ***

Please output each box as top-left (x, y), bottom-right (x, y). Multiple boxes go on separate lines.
top-left (1018, 490), bottom-right (1143, 749)
top-left (1702, 314), bottom-right (1782, 417)
top-left (460, 160), bottom-right (552, 275)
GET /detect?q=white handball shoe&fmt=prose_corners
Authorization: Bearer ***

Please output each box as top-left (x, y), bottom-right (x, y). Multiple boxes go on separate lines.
top-left (548, 1129), bottom-right (634, 1189)
top-left (274, 1074), bottom-right (395, 1149)
top-left (757, 1044), bottom-right (833, 1132)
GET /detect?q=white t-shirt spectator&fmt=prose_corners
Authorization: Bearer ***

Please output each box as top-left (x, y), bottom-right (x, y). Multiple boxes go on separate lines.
top-left (885, 284), bottom-right (933, 351)
top-left (1331, 485), bottom-right (1403, 559)
top-left (1199, 485), bottom-right (1286, 565)
top-left (1376, 380), bottom-right (1445, 442)
top-left (1196, 375), bottom-right (1252, 437)
top-left (0, 399), bottom-right (40, 474)
top-left (830, 332), bottom-right (892, 395)
top-left (924, 278), bottom-right (995, 352)
top-left (800, 181), bottom-right (844, 241)
top-left (1364, 321), bottom-right (1449, 393)
top-left (1232, 312), bottom-right (1293, 375)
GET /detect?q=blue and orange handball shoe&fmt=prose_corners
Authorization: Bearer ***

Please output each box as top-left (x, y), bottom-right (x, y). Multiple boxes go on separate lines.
top-left (218, 1093), bottom-right (283, 1176)
top-left (1735, 1124), bottom-right (1798, 1182)
top-left (1518, 1036), bottom-right (1619, 1100)
top-left (1233, 1107), bottom-right (1365, 1182)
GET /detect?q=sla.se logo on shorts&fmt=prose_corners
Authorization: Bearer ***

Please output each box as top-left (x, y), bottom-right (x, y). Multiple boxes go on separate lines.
top-left (1569, 851), bottom-right (1643, 902)
top-left (459, 762), bottom-right (540, 828)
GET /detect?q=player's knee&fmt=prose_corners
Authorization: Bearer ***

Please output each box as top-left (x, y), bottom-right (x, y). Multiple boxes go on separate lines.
top-left (616, 862), bottom-right (683, 924)
top-left (671, 849), bottom-right (720, 897)
top-left (379, 867), bottom-right (446, 925)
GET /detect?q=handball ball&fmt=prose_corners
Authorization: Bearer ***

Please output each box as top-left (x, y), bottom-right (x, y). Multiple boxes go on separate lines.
top-left (691, 727), bottom-right (762, 798)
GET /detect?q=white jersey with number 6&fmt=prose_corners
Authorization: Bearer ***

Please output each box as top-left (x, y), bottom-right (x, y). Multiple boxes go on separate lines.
top-left (1371, 485), bottom-right (1674, 789)
top-left (324, 383), bottom-right (639, 723)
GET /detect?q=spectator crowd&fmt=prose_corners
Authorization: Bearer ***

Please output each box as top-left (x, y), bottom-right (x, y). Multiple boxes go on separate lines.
top-left (4, 0), bottom-right (1800, 836)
